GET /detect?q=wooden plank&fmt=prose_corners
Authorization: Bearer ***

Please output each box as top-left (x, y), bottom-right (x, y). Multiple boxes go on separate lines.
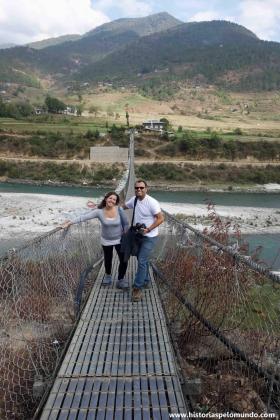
top-left (73, 410), bottom-right (88, 420)
top-left (106, 378), bottom-right (117, 409)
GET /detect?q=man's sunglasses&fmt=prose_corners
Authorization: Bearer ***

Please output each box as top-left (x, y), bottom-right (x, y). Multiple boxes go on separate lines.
top-left (135, 186), bottom-right (145, 190)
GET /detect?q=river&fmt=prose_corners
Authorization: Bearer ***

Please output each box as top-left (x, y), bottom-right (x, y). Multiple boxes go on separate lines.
top-left (0, 182), bottom-right (279, 269)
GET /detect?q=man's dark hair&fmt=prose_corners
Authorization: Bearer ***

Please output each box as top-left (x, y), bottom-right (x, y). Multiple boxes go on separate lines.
top-left (135, 179), bottom-right (148, 187)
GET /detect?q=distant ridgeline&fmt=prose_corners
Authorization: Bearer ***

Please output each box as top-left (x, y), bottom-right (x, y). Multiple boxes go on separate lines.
top-left (1, 13), bottom-right (280, 91)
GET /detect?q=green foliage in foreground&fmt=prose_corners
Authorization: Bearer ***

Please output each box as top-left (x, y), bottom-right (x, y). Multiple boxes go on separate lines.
top-left (230, 283), bottom-right (280, 330)
top-left (157, 131), bottom-right (280, 161)
top-left (0, 160), bottom-right (121, 184)
top-left (0, 100), bottom-right (34, 119)
top-left (0, 130), bottom-right (101, 159)
top-left (0, 124), bottom-right (128, 158)
top-left (136, 163), bottom-right (280, 184)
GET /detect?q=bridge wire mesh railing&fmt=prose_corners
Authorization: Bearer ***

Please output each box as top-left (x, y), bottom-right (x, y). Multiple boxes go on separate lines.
top-left (0, 135), bottom-right (132, 419)
top-left (152, 208), bottom-right (280, 416)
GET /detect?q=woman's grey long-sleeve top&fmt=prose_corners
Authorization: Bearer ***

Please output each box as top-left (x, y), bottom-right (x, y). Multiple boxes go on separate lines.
top-left (72, 207), bottom-right (129, 246)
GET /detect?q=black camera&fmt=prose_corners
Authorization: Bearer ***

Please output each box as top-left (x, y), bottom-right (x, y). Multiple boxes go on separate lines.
top-left (134, 223), bottom-right (146, 234)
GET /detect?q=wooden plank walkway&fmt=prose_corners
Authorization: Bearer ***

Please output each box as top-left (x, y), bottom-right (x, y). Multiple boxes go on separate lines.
top-left (40, 255), bottom-right (187, 419)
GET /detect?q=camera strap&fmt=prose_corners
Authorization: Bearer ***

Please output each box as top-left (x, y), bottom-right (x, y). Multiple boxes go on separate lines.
top-left (131, 197), bottom-right (138, 227)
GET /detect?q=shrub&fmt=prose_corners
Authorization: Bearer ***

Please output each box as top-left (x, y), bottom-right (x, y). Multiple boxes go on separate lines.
top-left (233, 127), bottom-right (243, 135)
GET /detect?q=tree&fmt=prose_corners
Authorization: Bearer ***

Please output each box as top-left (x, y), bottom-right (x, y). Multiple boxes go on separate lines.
top-left (17, 102), bottom-right (33, 117)
top-left (126, 111), bottom-right (129, 127)
top-left (45, 95), bottom-right (66, 113)
top-left (0, 99), bottom-right (8, 117)
top-left (76, 104), bottom-right (84, 116)
top-left (160, 118), bottom-right (170, 129)
top-left (0, 100), bottom-right (33, 119)
top-left (209, 132), bottom-right (222, 149)
top-left (233, 127), bottom-right (243, 135)
top-left (224, 141), bottom-right (237, 161)
top-left (111, 124), bottom-right (125, 140)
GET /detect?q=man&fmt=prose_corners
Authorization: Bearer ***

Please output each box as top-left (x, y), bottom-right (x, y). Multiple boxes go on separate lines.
top-left (124, 179), bottom-right (164, 301)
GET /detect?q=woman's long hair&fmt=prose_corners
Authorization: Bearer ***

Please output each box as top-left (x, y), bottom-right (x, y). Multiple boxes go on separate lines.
top-left (98, 192), bottom-right (120, 209)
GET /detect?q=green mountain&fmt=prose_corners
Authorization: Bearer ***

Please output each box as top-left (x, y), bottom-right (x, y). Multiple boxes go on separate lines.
top-left (76, 20), bottom-right (280, 91)
top-left (38, 12), bottom-right (182, 68)
top-left (0, 12), bottom-right (182, 82)
top-left (1, 15), bottom-right (280, 92)
top-left (27, 34), bottom-right (81, 49)
top-left (85, 12), bottom-right (182, 37)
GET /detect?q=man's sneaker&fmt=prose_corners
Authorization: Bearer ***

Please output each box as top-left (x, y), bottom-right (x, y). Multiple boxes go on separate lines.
top-left (144, 281), bottom-right (151, 289)
top-left (132, 287), bottom-right (142, 302)
top-left (116, 278), bottom-right (129, 289)
top-left (102, 274), bottom-right (112, 285)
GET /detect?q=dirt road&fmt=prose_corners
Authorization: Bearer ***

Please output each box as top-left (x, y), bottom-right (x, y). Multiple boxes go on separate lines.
top-left (0, 156), bottom-right (279, 167)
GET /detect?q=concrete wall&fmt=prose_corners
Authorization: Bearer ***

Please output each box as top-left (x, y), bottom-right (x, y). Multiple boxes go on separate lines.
top-left (90, 146), bottom-right (128, 163)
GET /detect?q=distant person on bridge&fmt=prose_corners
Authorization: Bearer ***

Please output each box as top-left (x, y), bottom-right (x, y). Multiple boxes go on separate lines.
top-left (61, 192), bottom-right (129, 289)
top-left (123, 179), bottom-right (164, 302)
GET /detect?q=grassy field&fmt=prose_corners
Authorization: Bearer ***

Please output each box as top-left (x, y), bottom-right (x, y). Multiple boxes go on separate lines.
top-left (81, 87), bottom-right (280, 134)
top-left (0, 116), bottom-right (109, 134)
top-left (1, 86), bottom-right (280, 187)
top-left (1, 114), bottom-right (280, 142)
top-left (8, 83), bottom-right (280, 134)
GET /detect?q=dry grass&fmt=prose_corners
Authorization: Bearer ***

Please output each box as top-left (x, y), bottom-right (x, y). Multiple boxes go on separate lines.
top-left (77, 87), bottom-right (280, 132)
top-left (156, 208), bottom-right (280, 413)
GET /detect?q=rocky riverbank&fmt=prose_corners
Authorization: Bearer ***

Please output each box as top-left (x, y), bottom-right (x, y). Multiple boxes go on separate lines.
top-left (1, 192), bottom-right (280, 255)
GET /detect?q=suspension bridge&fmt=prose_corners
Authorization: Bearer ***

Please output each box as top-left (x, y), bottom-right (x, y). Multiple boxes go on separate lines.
top-left (0, 131), bottom-right (279, 419)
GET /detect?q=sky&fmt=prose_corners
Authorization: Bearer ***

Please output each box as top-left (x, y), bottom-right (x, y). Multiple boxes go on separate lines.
top-left (0, 0), bottom-right (280, 45)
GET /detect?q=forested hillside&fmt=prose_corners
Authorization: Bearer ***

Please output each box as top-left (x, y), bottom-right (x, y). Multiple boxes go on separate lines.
top-left (77, 21), bottom-right (280, 91)
top-left (1, 15), bottom-right (280, 92)
top-left (0, 13), bottom-right (181, 81)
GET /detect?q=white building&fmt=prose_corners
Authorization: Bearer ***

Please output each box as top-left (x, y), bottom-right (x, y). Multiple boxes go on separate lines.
top-left (142, 120), bottom-right (164, 131)
top-left (90, 146), bottom-right (128, 163)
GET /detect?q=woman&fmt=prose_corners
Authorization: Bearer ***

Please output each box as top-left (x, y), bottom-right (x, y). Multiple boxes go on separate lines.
top-left (62, 192), bottom-right (129, 289)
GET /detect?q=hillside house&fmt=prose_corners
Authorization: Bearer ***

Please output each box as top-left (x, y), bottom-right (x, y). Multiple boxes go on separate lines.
top-left (57, 106), bottom-right (77, 115)
top-left (142, 120), bottom-right (164, 131)
top-left (63, 106), bottom-right (77, 115)
top-left (34, 107), bottom-right (47, 115)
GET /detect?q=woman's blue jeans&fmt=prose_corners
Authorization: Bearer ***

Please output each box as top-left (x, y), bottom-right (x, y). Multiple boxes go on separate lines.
top-left (134, 236), bottom-right (158, 289)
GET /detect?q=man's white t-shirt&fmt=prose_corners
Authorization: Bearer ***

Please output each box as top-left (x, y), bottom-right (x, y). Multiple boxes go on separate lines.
top-left (125, 194), bottom-right (161, 238)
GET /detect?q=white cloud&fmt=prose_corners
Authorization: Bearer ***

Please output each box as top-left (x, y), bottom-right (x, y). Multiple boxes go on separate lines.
top-left (94, 0), bottom-right (153, 18)
top-left (0, 0), bottom-right (110, 45)
top-left (188, 10), bottom-right (221, 22)
top-left (187, 1), bottom-right (280, 41)
top-left (118, 0), bottom-right (153, 17)
top-left (238, 0), bottom-right (280, 40)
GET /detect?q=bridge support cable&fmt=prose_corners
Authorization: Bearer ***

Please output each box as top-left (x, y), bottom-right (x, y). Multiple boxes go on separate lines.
top-left (163, 210), bottom-right (280, 285)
